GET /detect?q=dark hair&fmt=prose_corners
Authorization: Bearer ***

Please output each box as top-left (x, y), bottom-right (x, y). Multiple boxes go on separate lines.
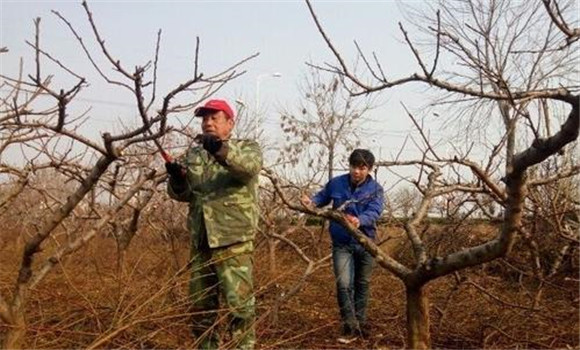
top-left (349, 149), bottom-right (375, 168)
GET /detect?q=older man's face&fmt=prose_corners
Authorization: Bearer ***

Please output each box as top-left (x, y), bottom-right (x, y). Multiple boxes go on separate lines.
top-left (201, 111), bottom-right (234, 140)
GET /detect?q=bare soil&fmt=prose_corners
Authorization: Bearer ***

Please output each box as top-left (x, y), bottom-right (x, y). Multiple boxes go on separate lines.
top-left (0, 222), bottom-right (578, 349)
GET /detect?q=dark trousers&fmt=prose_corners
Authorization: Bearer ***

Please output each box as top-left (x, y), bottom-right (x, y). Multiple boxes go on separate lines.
top-left (332, 242), bottom-right (374, 329)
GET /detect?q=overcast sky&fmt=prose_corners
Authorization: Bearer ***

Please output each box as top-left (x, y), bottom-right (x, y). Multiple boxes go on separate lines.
top-left (1, 1), bottom-right (470, 186)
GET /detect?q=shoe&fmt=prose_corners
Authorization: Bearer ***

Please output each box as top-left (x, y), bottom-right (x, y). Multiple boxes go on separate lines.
top-left (337, 335), bottom-right (357, 345)
top-left (198, 337), bottom-right (219, 350)
top-left (337, 324), bottom-right (358, 344)
top-left (359, 327), bottom-right (371, 339)
top-left (357, 322), bottom-right (371, 339)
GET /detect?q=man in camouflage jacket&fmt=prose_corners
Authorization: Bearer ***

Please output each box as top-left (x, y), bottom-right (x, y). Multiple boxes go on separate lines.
top-left (166, 99), bottom-right (262, 350)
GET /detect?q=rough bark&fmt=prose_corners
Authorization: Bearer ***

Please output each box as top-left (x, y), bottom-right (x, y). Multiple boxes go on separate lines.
top-left (406, 284), bottom-right (431, 350)
top-left (3, 310), bottom-right (25, 350)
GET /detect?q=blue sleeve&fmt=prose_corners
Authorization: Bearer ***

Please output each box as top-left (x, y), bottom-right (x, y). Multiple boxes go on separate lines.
top-left (312, 181), bottom-right (332, 208)
top-left (358, 184), bottom-right (384, 227)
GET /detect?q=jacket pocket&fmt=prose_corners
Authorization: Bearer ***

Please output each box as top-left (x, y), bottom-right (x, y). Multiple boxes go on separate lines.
top-left (208, 198), bottom-right (257, 233)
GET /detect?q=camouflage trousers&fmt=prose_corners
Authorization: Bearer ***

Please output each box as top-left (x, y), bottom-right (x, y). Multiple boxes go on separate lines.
top-left (190, 235), bottom-right (255, 350)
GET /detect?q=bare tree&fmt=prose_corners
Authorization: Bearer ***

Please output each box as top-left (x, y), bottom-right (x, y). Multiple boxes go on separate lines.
top-left (392, 187), bottom-right (422, 219)
top-left (278, 67), bottom-right (374, 182)
top-left (259, 169), bottom-right (333, 323)
top-left (304, 0), bottom-right (579, 348)
top-left (0, 2), bottom-right (256, 347)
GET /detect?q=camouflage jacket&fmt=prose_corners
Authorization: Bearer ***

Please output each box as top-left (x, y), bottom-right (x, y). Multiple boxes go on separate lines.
top-left (167, 139), bottom-right (263, 248)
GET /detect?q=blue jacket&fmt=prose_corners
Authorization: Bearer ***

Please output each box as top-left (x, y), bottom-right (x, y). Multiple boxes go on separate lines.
top-left (312, 174), bottom-right (384, 245)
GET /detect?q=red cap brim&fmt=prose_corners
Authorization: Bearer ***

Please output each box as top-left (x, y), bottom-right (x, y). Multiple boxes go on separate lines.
top-left (194, 107), bottom-right (219, 117)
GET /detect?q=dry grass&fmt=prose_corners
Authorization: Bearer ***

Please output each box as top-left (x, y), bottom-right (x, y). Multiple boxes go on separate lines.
top-left (0, 222), bottom-right (578, 349)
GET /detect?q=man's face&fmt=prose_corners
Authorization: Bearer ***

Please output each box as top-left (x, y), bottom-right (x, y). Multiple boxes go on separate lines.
top-left (349, 164), bottom-right (370, 185)
top-left (201, 111), bottom-right (234, 139)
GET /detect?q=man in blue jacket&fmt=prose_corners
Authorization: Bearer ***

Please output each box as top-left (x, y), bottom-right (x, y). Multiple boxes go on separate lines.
top-left (303, 149), bottom-right (384, 343)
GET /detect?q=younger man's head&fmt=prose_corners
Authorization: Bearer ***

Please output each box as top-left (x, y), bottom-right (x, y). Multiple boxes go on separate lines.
top-left (348, 149), bottom-right (375, 185)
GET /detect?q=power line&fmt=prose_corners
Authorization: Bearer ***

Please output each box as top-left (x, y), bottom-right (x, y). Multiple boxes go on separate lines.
top-left (0, 87), bottom-right (137, 108)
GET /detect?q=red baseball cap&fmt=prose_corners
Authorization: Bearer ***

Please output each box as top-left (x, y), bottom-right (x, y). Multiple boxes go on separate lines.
top-left (194, 99), bottom-right (235, 120)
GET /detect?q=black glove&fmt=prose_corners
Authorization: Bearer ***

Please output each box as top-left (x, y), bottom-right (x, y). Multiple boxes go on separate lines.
top-left (196, 133), bottom-right (223, 155)
top-left (165, 161), bottom-right (185, 180)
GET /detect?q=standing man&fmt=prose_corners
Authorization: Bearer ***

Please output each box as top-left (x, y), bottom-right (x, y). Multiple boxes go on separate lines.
top-left (165, 99), bottom-right (262, 350)
top-left (302, 149), bottom-right (384, 343)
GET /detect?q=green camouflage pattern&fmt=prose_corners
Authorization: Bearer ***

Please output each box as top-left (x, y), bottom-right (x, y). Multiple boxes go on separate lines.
top-left (167, 138), bottom-right (261, 349)
top-left (168, 139), bottom-right (263, 248)
top-left (190, 239), bottom-right (255, 350)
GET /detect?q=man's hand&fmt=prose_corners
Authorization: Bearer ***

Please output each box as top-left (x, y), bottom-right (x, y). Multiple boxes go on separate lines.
top-left (301, 194), bottom-right (313, 207)
top-left (345, 214), bottom-right (360, 228)
top-left (165, 161), bottom-right (186, 180)
top-left (196, 134), bottom-right (223, 155)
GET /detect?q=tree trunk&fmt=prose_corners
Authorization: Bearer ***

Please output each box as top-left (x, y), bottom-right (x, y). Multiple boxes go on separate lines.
top-left (328, 147), bottom-right (334, 182)
top-left (2, 308), bottom-right (25, 349)
top-left (3, 155), bottom-right (117, 349)
top-left (406, 284), bottom-right (431, 349)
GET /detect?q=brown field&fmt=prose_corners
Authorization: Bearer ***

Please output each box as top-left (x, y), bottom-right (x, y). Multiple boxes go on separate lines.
top-left (1, 222), bottom-right (578, 349)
